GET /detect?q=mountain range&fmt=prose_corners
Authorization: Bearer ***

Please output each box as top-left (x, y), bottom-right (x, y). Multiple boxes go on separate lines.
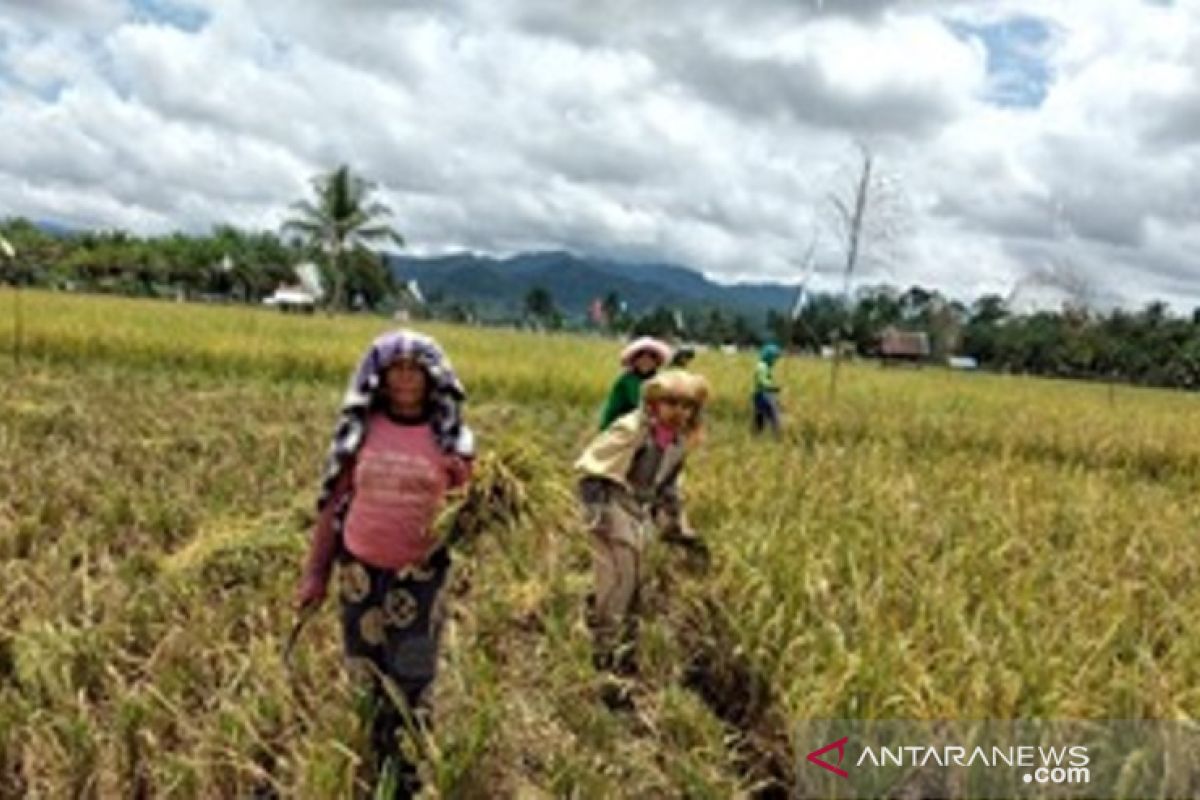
top-left (387, 250), bottom-right (799, 320)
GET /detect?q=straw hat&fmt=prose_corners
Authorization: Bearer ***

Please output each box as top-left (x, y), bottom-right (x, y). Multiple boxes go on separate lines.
top-left (643, 370), bottom-right (710, 407)
top-left (620, 337), bottom-right (672, 368)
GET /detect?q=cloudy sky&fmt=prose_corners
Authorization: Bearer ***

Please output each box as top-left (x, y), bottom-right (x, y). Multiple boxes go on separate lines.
top-left (1, 0), bottom-right (1198, 308)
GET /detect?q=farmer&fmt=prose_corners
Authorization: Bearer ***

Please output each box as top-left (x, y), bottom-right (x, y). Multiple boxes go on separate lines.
top-left (667, 344), bottom-right (696, 370)
top-left (598, 336), bottom-right (672, 431)
top-left (576, 370), bottom-right (710, 705)
top-left (752, 343), bottom-right (783, 437)
top-left (294, 329), bottom-right (475, 798)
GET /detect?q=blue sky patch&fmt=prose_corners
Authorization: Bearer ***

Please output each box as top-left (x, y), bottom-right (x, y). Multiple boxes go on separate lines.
top-left (949, 15), bottom-right (1054, 109)
top-left (130, 0), bottom-right (210, 33)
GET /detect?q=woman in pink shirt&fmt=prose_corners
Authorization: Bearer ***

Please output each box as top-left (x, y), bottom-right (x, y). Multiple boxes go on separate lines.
top-left (295, 329), bottom-right (474, 797)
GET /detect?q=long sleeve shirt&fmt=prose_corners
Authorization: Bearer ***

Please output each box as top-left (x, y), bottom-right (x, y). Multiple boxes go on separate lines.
top-left (753, 360), bottom-right (778, 394)
top-left (576, 409), bottom-right (688, 532)
top-left (301, 413), bottom-right (471, 592)
top-left (599, 371), bottom-right (646, 431)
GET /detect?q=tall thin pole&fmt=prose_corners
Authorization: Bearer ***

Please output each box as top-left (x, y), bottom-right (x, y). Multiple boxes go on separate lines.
top-left (1, 236), bottom-right (18, 367)
top-left (13, 285), bottom-right (22, 367)
top-left (829, 147), bottom-right (872, 400)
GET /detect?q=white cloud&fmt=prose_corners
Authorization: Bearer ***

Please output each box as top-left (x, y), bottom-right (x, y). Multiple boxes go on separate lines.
top-left (2, 0), bottom-right (126, 31)
top-left (0, 0), bottom-right (1199, 308)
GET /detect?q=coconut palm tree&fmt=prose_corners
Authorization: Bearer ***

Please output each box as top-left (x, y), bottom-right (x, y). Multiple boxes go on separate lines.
top-left (283, 165), bottom-right (404, 310)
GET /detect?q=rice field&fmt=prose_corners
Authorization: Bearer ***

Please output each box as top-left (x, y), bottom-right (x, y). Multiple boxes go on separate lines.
top-left (3, 289), bottom-right (1200, 798)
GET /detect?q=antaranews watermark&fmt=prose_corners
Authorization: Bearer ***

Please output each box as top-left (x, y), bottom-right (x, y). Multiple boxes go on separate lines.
top-left (795, 720), bottom-right (1200, 799)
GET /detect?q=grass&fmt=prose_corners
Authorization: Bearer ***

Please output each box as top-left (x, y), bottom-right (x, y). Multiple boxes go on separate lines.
top-left (3, 289), bottom-right (1200, 796)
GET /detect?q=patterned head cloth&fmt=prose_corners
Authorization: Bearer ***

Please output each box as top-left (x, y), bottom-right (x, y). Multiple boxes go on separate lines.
top-left (316, 329), bottom-right (474, 512)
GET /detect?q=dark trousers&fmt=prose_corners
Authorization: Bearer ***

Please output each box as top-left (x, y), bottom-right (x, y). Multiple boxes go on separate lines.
top-left (753, 391), bottom-right (781, 436)
top-left (338, 547), bottom-right (451, 797)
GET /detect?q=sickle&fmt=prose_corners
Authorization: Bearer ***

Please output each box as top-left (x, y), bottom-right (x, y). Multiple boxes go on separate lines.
top-left (281, 603), bottom-right (320, 673)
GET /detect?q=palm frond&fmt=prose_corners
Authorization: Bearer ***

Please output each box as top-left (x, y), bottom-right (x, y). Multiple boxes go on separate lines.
top-left (281, 220), bottom-right (325, 238)
top-left (281, 165), bottom-right (407, 289)
top-left (355, 225), bottom-right (405, 246)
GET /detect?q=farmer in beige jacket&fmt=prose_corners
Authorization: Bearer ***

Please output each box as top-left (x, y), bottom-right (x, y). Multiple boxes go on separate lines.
top-left (575, 370), bottom-right (710, 694)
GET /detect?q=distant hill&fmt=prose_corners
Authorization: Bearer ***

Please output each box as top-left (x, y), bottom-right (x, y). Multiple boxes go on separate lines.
top-left (35, 220), bottom-right (78, 237)
top-left (387, 250), bottom-right (798, 320)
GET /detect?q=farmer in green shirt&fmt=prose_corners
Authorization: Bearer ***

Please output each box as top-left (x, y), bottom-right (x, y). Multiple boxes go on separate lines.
top-left (599, 337), bottom-right (672, 430)
top-left (752, 343), bottom-right (782, 436)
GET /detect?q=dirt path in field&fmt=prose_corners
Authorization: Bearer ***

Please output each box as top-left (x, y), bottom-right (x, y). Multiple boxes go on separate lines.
top-left (674, 592), bottom-right (797, 798)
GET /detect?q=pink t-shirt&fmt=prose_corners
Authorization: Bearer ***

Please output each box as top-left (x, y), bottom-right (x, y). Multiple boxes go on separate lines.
top-left (343, 413), bottom-right (458, 570)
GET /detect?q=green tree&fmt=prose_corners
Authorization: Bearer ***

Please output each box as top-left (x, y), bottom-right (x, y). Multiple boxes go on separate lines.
top-left (524, 286), bottom-right (561, 328)
top-left (850, 284), bottom-right (903, 353)
top-left (600, 291), bottom-right (630, 332)
top-left (792, 293), bottom-right (849, 351)
top-left (697, 307), bottom-right (730, 345)
top-left (283, 165), bottom-right (404, 310)
top-left (0, 218), bottom-right (62, 285)
top-left (631, 306), bottom-right (676, 338)
top-left (343, 249), bottom-right (398, 310)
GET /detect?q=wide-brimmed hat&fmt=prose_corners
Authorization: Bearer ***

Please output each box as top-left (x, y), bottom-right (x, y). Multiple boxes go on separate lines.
top-left (620, 337), bottom-right (672, 368)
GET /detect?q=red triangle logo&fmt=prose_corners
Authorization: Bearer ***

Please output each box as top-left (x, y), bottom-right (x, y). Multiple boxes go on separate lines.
top-left (806, 736), bottom-right (850, 778)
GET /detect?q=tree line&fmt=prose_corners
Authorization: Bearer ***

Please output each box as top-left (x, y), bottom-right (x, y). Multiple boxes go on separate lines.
top-left (0, 166), bottom-right (403, 309)
top-left (522, 281), bottom-right (1200, 391)
top-left (773, 285), bottom-right (1200, 390)
top-left (4, 165), bottom-right (1200, 390)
